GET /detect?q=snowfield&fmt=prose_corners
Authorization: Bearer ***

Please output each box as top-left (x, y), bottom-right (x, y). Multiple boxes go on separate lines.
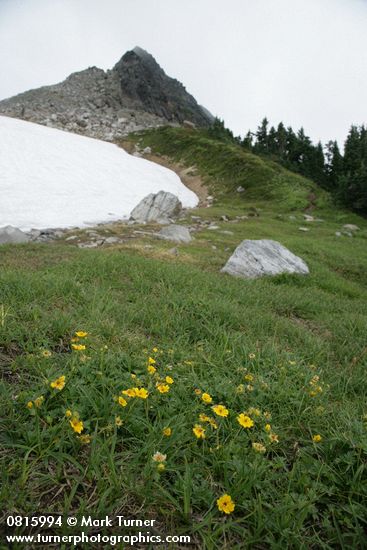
top-left (0, 116), bottom-right (198, 230)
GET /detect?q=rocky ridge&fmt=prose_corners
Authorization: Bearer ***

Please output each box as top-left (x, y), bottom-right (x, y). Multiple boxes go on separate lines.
top-left (0, 47), bottom-right (213, 141)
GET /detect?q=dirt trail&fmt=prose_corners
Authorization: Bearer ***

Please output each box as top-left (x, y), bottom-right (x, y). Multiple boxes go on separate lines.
top-left (119, 140), bottom-right (210, 206)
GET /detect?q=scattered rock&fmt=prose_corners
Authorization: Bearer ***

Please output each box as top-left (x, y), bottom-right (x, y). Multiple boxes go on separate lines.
top-left (289, 215), bottom-right (297, 221)
top-left (237, 186), bottom-right (245, 193)
top-left (0, 225), bottom-right (30, 245)
top-left (208, 225), bottom-right (220, 230)
top-left (104, 236), bottom-right (121, 244)
top-left (220, 230), bottom-right (234, 235)
top-left (129, 190), bottom-right (182, 224)
top-left (220, 215), bottom-right (229, 221)
top-left (143, 146), bottom-right (152, 155)
top-left (221, 239), bottom-right (309, 279)
top-left (78, 241), bottom-right (99, 248)
top-left (298, 227), bottom-right (310, 232)
top-left (183, 120), bottom-right (196, 129)
top-left (343, 224), bottom-right (360, 231)
top-left (335, 232), bottom-right (342, 237)
top-left (168, 247), bottom-right (179, 256)
top-left (157, 224), bottom-right (192, 243)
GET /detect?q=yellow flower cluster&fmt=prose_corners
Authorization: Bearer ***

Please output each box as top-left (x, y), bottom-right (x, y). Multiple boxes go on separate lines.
top-left (50, 375), bottom-right (65, 391)
top-left (309, 374), bottom-right (324, 397)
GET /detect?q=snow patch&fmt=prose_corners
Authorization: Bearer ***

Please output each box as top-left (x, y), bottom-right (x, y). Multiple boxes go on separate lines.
top-left (0, 116), bottom-right (198, 230)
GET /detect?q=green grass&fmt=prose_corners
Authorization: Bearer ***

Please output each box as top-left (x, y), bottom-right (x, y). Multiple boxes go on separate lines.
top-left (125, 126), bottom-right (331, 210)
top-left (1, 129), bottom-right (367, 548)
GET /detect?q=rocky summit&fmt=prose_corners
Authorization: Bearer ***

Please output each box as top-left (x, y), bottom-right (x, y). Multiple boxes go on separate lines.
top-left (0, 47), bottom-right (213, 141)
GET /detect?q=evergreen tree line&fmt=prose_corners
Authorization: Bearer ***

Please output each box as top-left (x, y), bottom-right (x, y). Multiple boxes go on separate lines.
top-left (207, 118), bottom-right (367, 215)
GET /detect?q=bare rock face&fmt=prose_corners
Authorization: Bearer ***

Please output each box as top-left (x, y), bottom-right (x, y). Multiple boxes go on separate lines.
top-left (129, 191), bottom-right (182, 223)
top-left (221, 239), bottom-right (309, 279)
top-left (0, 225), bottom-right (30, 245)
top-left (0, 47), bottom-right (213, 142)
top-left (157, 224), bottom-right (192, 243)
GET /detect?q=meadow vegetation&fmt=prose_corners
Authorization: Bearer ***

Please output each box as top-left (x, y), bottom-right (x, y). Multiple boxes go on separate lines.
top-left (0, 128), bottom-right (366, 548)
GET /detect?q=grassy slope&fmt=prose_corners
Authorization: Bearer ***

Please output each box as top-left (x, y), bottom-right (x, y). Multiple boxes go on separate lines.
top-left (126, 126), bottom-right (331, 210)
top-left (0, 129), bottom-right (367, 548)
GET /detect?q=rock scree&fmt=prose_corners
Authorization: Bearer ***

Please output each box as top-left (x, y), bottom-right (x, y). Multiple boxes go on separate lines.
top-left (221, 239), bottom-right (309, 279)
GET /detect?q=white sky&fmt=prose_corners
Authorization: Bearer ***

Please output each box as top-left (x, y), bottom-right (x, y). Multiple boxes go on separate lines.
top-left (0, 0), bottom-right (366, 147)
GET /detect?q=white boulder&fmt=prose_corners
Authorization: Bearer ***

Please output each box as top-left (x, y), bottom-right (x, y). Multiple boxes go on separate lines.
top-left (221, 239), bottom-right (309, 279)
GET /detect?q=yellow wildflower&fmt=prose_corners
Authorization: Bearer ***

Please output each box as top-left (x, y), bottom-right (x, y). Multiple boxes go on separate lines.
top-left (246, 384), bottom-right (254, 392)
top-left (288, 360), bottom-right (296, 366)
top-left (147, 365), bottom-right (156, 375)
top-left (312, 434), bottom-right (322, 443)
top-left (236, 384), bottom-right (245, 394)
top-left (217, 494), bottom-right (235, 514)
top-left (75, 331), bottom-right (88, 338)
top-left (122, 388), bottom-right (136, 398)
top-left (263, 411), bottom-right (272, 420)
top-left (72, 344), bottom-right (86, 351)
top-left (252, 442), bottom-right (266, 453)
top-left (265, 423), bottom-right (271, 432)
top-left (65, 409), bottom-right (72, 418)
top-left (193, 424), bottom-right (206, 439)
top-left (70, 418), bottom-right (84, 434)
top-left (165, 376), bottom-right (174, 385)
top-left (152, 347), bottom-right (158, 353)
top-left (134, 387), bottom-right (149, 399)
top-left (34, 396), bottom-right (44, 408)
top-left (244, 373), bottom-right (254, 382)
top-left (41, 350), bottom-right (52, 358)
top-left (237, 413), bottom-right (254, 429)
top-left (115, 416), bottom-right (123, 427)
top-left (131, 373), bottom-right (137, 379)
top-left (199, 413), bottom-right (211, 423)
top-left (156, 383), bottom-right (170, 394)
top-left (201, 393), bottom-right (212, 404)
top-left (71, 337), bottom-right (79, 343)
top-left (26, 401), bottom-right (33, 409)
top-left (212, 404), bottom-right (229, 417)
top-left (118, 396), bottom-right (128, 407)
top-left (163, 427), bottom-right (172, 437)
top-left (208, 418), bottom-right (218, 429)
top-left (157, 463), bottom-right (165, 472)
top-left (148, 357), bottom-right (156, 365)
top-left (194, 388), bottom-right (202, 396)
top-left (50, 375), bottom-right (66, 391)
top-left (248, 353), bottom-right (256, 360)
top-left (78, 434), bottom-right (91, 444)
top-left (152, 451), bottom-right (166, 462)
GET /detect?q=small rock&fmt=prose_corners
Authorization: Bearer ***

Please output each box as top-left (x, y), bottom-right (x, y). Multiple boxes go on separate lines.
top-left (104, 236), bottom-right (120, 244)
top-left (157, 225), bottom-right (192, 243)
top-left (143, 146), bottom-right (152, 155)
top-left (0, 225), bottom-right (30, 245)
top-left (298, 227), bottom-right (310, 232)
top-left (237, 186), bottom-right (245, 193)
top-left (208, 225), bottom-right (220, 230)
top-left (343, 224), bottom-right (360, 231)
top-left (335, 232), bottom-right (342, 237)
top-left (220, 215), bottom-right (229, 222)
top-left (65, 235), bottom-right (78, 241)
top-left (220, 230), bottom-right (234, 235)
top-left (168, 247), bottom-right (179, 256)
top-left (303, 214), bottom-right (314, 222)
top-left (78, 242), bottom-right (99, 248)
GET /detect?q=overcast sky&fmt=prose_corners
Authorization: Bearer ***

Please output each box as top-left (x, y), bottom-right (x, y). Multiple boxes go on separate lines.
top-left (0, 0), bottom-right (366, 147)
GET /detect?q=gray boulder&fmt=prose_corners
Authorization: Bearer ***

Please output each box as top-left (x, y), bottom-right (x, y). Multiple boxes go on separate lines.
top-left (221, 239), bottom-right (309, 279)
top-left (157, 224), bottom-right (192, 243)
top-left (0, 225), bottom-right (30, 245)
top-left (129, 191), bottom-right (182, 223)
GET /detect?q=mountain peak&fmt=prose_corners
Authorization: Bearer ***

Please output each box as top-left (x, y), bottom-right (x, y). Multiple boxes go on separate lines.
top-left (0, 47), bottom-right (213, 141)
